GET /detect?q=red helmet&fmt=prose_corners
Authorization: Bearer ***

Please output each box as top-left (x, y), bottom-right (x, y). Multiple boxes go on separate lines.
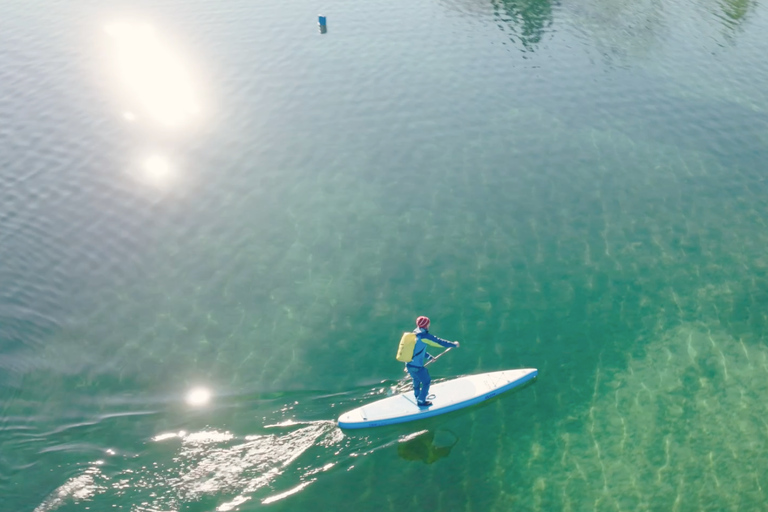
top-left (416, 316), bottom-right (430, 328)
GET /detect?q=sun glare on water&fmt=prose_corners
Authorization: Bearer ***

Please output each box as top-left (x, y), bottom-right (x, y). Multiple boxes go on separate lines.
top-left (105, 22), bottom-right (199, 127)
top-left (186, 387), bottom-right (211, 406)
top-left (144, 154), bottom-right (170, 175)
top-left (137, 154), bottom-right (175, 188)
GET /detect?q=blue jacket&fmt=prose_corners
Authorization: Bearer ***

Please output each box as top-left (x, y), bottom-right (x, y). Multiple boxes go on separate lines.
top-left (407, 328), bottom-right (456, 368)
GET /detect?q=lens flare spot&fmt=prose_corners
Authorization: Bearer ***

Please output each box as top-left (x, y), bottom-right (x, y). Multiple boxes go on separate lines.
top-left (186, 387), bottom-right (211, 406)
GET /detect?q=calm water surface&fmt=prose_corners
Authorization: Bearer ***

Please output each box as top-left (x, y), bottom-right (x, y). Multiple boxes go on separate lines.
top-left (2, 0), bottom-right (768, 510)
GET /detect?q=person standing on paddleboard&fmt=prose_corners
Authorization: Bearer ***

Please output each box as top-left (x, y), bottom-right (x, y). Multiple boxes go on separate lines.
top-left (408, 316), bottom-right (459, 407)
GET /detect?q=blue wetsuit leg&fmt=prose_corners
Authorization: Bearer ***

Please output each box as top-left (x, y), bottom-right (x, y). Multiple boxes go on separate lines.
top-left (407, 366), bottom-right (431, 403)
top-left (407, 365), bottom-right (421, 400)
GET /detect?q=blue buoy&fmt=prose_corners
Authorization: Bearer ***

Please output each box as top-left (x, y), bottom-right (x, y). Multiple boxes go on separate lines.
top-left (318, 15), bottom-right (327, 34)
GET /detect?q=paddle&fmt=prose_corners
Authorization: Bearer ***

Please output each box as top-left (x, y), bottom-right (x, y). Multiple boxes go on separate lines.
top-left (423, 346), bottom-right (454, 368)
top-left (388, 346), bottom-right (456, 396)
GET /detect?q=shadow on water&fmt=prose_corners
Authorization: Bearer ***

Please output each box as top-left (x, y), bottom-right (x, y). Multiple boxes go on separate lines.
top-left (274, 378), bottom-right (536, 476)
top-left (397, 429), bottom-right (459, 464)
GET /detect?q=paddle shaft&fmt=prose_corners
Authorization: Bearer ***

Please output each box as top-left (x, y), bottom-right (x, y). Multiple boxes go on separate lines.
top-left (425, 346), bottom-right (453, 367)
top-left (400, 347), bottom-right (453, 376)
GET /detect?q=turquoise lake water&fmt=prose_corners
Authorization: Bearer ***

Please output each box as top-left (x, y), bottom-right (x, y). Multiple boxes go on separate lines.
top-left (2, 0), bottom-right (768, 510)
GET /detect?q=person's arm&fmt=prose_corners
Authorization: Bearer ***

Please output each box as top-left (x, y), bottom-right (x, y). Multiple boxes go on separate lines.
top-left (422, 331), bottom-right (458, 349)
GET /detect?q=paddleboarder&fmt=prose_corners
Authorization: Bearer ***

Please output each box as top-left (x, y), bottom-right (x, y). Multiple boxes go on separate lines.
top-left (407, 316), bottom-right (459, 407)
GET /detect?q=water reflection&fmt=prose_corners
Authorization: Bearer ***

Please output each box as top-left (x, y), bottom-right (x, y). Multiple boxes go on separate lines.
top-left (105, 22), bottom-right (199, 127)
top-left (491, 0), bottom-right (555, 51)
top-left (561, 0), bottom-right (756, 57)
top-left (448, 0), bottom-right (756, 55)
top-left (717, 0), bottom-right (755, 32)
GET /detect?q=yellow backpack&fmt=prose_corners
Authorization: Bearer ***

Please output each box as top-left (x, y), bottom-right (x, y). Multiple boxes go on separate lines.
top-left (395, 332), bottom-right (417, 362)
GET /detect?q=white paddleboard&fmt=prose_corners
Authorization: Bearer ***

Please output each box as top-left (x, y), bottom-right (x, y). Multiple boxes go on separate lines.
top-left (338, 368), bottom-right (537, 429)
